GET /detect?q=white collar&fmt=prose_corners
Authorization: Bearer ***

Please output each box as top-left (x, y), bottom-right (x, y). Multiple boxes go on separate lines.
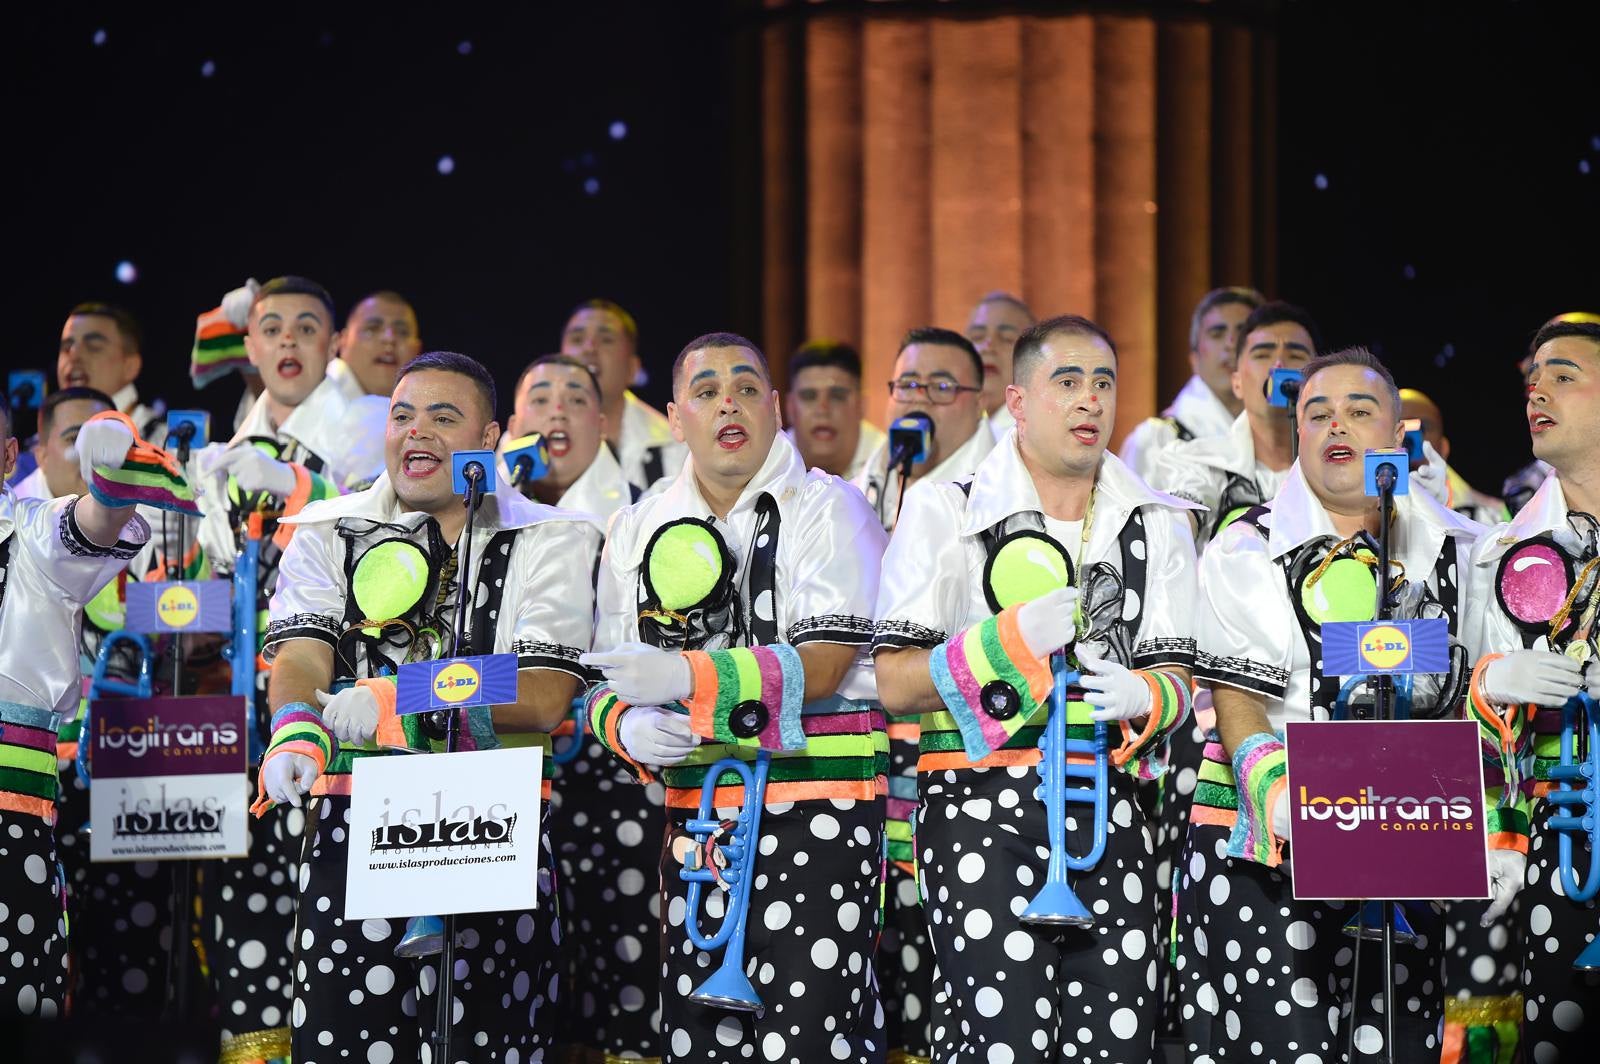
top-left (229, 374), bottom-right (352, 461)
top-left (325, 358), bottom-right (367, 401)
top-left (845, 420), bottom-right (885, 481)
top-left (960, 430), bottom-right (1201, 539)
top-left (556, 440), bottom-right (633, 520)
top-left (280, 468), bottom-right (600, 534)
top-left (1265, 462), bottom-right (1482, 561)
top-left (112, 382), bottom-right (141, 414)
top-left (1471, 473), bottom-right (1573, 566)
top-left (622, 391), bottom-right (676, 447)
top-left (11, 466), bottom-right (51, 501)
top-left (1165, 374), bottom-right (1237, 439)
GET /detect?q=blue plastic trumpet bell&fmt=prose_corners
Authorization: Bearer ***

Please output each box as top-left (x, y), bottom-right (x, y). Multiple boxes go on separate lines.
top-left (680, 750), bottom-right (770, 1012)
top-left (1021, 655), bottom-right (1106, 928)
top-left (1343, 900), bottom-right (1419, 946)
top-left (1547, 692), bottom-right (1600, 971)
top-left (395, 915), bottom-right (446, 958)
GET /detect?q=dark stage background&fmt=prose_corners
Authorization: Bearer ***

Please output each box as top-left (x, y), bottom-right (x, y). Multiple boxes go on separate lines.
top-left (7, 2), bottom-right (1599, 494)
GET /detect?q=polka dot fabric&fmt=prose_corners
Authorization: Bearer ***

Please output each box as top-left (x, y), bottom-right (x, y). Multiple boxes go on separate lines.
top-left (0, 808), bottom-right (67, 1020)
top-left (1175, 821), bottom-right (1444, 1062)
top-left (1521, 803), bottom-right (1600, 1062)
top-left (659, 797), bottom-right (885, 1062)
top-left (549, 739), bottom-right (666, 1059)
top-left (290, 795), bottom-right (560, 1062)
top-left (918, 765), bottom-right (1161, 1063)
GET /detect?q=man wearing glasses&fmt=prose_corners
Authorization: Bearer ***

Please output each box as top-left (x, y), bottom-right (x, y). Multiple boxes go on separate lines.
top-left (854, 326), bottom-right (995, 532)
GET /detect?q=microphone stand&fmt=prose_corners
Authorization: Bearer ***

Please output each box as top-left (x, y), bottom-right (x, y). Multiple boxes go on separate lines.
top-left (430, 460), bottom-right (486, 1063)
top-left (1346, 459), bottom-right (1399, 1064)
top-left (164, 423), bottom-right (197, 1021)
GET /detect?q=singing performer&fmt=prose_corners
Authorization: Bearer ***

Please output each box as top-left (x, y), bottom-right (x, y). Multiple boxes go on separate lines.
top-left (0, 393), bottom-right (180, 1019)
top-left (1177, 347), bottom-right (1485, 1062)
top-left (581, 332), bottom-right (888, 1063)
top-left (874, 314), bottom-right (1199, 1063)
top-left (1462, 317), bottom-right (1600, 1062)
top-left (252, 351), bottom-right (599, 1060)
top-left (1118, 286), bottom-right (1264, 482)
top-left (506, 352), bottom-right (662, 1061)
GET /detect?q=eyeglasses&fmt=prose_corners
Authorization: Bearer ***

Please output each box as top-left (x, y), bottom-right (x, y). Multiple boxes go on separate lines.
top-left (887, 379), bottom-right (981, 405)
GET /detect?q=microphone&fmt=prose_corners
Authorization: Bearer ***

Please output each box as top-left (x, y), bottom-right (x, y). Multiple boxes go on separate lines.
top-left (888, 412), bottom-right (934, 473)
top-left (1362, 448), bottom-right (1410, 497)
top-left (450, 450), bottom-right (498, 501)
top-left (501, 434), bottom-right (550, 488)
top-left (1265, 368), bottom-right (1303, 409)
top-left (165, 411), bottom-right (211, 462)
top-left (7, 369), bottom-right (45, 411)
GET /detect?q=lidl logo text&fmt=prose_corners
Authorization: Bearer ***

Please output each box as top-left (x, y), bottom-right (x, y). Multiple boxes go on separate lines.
top-left (432, 662), bottom-right (482, 704)
top-left (156, 586), bottom-right (201, 629)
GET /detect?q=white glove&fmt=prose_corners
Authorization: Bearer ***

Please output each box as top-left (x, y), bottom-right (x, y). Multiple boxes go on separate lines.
top-left (1412, 440), bottom-right (1450, 505)
top-left (1015, 586), bottom-right (1082, 660)
top-left (261, 751), bottom-right (320, 807)
top-left (211, 445), bottom-right (297, 498)
top-left (1270, 790), bottom-right (1291, 841)
top-left (1076, 649), bottom-right (1151, 723)
top-left (1481, 849), bottom-right (1526, 926)
top-left (1481, 649), bottom-right (1584, 708)
top-left (617, 704), bottom-right (699, 768)
top-left (75, 416), bottom-right (136, 488)
top-left (1585, 660), bottom-right (1600, 702)
top-left (221, 277), bottom-right (261, 329)
top-left (580, 642), bottom-right (694, 707)
top-left (315, 687), bottom-right (380, 747)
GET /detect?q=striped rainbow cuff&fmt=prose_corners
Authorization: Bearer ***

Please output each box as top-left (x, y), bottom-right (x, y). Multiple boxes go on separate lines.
top-left (1466, 654), bottom-right (1533, 811)
top-left (929, 606), bottom-right (1052, 762)
top-left (250, 701), bottom-right (336, 816)
top-left (1112, 669), bottom-right (1192, 780)
top-left (1226, 731), bottom-right (1288, 868)
top-left (681, 645), bottom-right (805, 752)
top-left (586, 684), bottom-right (656, 783)
top-left (190, 304), bottom-right (250, 388)
top-left (85, 411), bottom-right (203, 517)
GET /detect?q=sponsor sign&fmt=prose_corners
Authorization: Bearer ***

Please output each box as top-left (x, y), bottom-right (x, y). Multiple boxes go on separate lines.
top-left (88, 695), bottom-right (250, 861)
top-left (396, 654), bottom-right (519, 715)
top-left (1321, 618), bottom-right (1450, 677)
top-left (125, 580), bottom-right (232, 634)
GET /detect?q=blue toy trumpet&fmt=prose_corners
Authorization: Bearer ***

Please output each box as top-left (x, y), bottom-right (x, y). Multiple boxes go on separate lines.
top-left (1020, 654), bottom-right (1106, 928)
top-left (680, 750), bottom-right (770, 1011)
top-left (1547, 692), bottom-right (1600, 971)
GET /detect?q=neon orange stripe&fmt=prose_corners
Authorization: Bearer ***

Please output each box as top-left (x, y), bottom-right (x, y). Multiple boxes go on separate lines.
top-left (996, 607), bottom-right (1051, 704)
top-left (1111, 671), bottom-right (1164, 768)
top-left (1190, 805), bottom-right (1236, 829)
top-left (311, 774), bottom-right (354, 797)
top-left (1488, 831), bottom-right (1529, 855)
top-left (602, 703), bottom-right (655, 783)
top-left (56, 742), bottom-right (79, 762)
top-left (272, 466), bottom-right (316, 550)
top-left (0, 792), bottom-right (56, 821)
top-left (886, 722), bottom-right (920, 742)
top-left (665, 778), bottom-right (881, 809)
top-left (682, 653), bottom-right (722, 739)
top-left (365, 679), bottom-right (406, 749)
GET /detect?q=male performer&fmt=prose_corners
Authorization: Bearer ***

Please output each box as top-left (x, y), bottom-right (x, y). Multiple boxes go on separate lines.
top-left (1400, 388), bottom-right (1509, 526)
top-left (582, 332), bottom-right (888, 1063)
top-left (1120, 286), bottom-right (1265, 482)
top-left (58, 301), bottom-right (165, 438)
top-left (783, 339), bottom-right (885, 479)
top-left (0, 392), bottom-right (183, 1019)
top-left (505, 352), bottom-right (660, 1060)
top-left (12, 386), bottom-right (114, 501)
top-left (855, 327), bottom-right (995, 530)
top-left (964, 291), bottom-right (1035, 438)
top-left (561, 297), bottom-right (687, 490)
top-left (330, 290), bottom-right (423, 399)
top-left (254, 351), bottom-right (599, 1060)
top-left (874, 314), bottom-right (1199, 1063)
top-left (1463, 318), bottom-right (1600, 1062)
top-left (1177, 347), bottom-right (1484, 1061)
top-left (1502, 312), bottom-right (1599, 514)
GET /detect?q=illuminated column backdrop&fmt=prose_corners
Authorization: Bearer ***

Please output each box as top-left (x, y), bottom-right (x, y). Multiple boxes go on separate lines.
top-left (754, 7), bottom-right (1278, 446)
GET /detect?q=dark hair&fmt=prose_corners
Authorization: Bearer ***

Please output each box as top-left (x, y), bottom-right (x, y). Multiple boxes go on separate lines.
top-left (40, 386), bottom-right (115, 434)
top-left (1529, 319), bottom-right (1600, 358)
top-left (1189, 286), bottom-right (1265, 349)
top-left (788, 339), bottom-right (862, 385)
top-left (1299, 345), bottom-right (1400, 412)
top-left (396, 351), bottom-right (499, 420)
top-left (252, 275), bottom-right (337, 324)
top-left (67, 301), bottom-right (143, 352)
top-left (516, 353), bottom-right (604, 405)
top-left (973, 291), bottom-right (1035, 322)
top-left (1012, 314), bottom-right (1118, 384)
top-left (897, 327), bottom-right (983, 385)
top-left (567, 298), bottom-right (639, 344)
top-left (1236, 300), bottom-right (1323, 358)
top-left (672, 332), bottom-right (772, 392)
top-left (345, 290), bottom-right (416, 328)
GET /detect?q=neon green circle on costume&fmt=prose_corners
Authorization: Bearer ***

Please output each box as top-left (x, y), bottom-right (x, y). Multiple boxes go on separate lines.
top-left (986, 533), bottom-right (1072, 611)
top-left (1301, 556), bottom-right (1377, 624)
top-left (84, 578), bottom-right (126, 633)
top-left (227, 438), bottom-right (284, 507)
top-left (353, 540), bottom-right (430, 632)
top-left (646, 522), bottom-right (726, 612)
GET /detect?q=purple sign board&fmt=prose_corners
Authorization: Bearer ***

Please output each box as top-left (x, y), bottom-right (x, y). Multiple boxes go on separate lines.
top-left (1285, 719), bottom-right (1489, 901)
top-left (89, 695), bottom-right (249, 862)
top-left (125, 580), bottom-right (233, 634)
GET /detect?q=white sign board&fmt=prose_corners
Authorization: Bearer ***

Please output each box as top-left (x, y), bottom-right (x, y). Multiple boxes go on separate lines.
top-left (344, 746), bottom-right (544, 919)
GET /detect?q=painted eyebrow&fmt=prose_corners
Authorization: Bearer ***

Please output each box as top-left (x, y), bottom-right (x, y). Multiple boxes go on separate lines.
top-left (1543, 357), bottom-right (1584, 370)
top-left (1093, 367), bottom-right (1116, 379)
top-left (295, 312), bottom-right (323, 324)
top-left (1347, 392), bottom-right (1380, 405)
top-left (689, 369), bottom-right (719, 386)
top-left (1048, 366), bottom-right (1085, 380)
top-left (729, 363), bottom-right (761, 378)
top-left (258, 312), bottom-right (283, 324)
top-left (426, 401), bottom-right (466, 416)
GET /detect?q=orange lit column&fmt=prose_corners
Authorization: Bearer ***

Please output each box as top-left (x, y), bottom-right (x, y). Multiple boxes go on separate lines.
top-left (804, 16), bottom-right (864, 346)
top-left (1021, 15), bottom-right (1096, 321)
top-left (1156, 20), bottom-right (1213, 399)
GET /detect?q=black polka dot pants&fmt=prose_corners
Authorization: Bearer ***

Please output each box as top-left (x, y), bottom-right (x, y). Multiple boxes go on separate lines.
top-left (550, 741), bottom-right (665, 1059)
top-left (206, 784), bottom-right (302, 1057)
top-left (1149, 702), bottom-right (1210, 1035)
top-left (660, 797), bottom-right (886, 1063)
top-left (1521, 801), bottom-right (1600, 1062)
top-left (918, 765), bottom-right (1161, 1064)
top-left (57, 766), bottom-right (173, 1018)
top-left (878, 863), bottom-right (932, 1064)
top-left (0, 809), bottom-right (67, 1019)
top-left (291, 794), bottom-right (560, 1064)
top-left (1175, 821), bottom-right (1444, 1062)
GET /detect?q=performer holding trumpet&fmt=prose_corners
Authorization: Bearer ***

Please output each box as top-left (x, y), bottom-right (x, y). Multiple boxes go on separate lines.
top-left (582, 332), bottom-right (889, 1063)
top-left (1464, 317), bottom-right (1600, 1062)
top-left (873, 315), bottom-right (1199, 1063)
